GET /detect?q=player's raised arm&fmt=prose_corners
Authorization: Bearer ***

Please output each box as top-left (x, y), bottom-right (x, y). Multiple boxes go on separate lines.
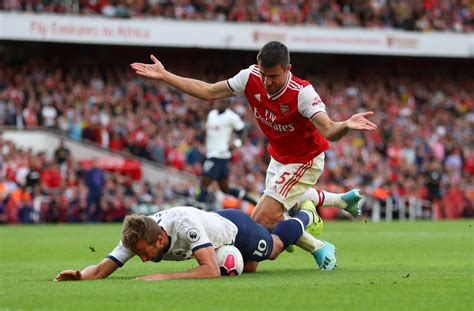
top-left (135, 246), bottom-right (220, 281)
top-left (130, 55), bottom-right (234, 101)
top-left (54, 258), bottom-right (119, 281)
top-left (312, 111), bottom-right (377, 142)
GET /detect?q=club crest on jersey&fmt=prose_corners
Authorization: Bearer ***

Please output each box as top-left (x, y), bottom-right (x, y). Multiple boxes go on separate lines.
top-left (280, 104), bottom-right (289, 114)
top-left (254, 94), bottom-right (261, 101)
top-left (186, 228), bottom-right (200, 242)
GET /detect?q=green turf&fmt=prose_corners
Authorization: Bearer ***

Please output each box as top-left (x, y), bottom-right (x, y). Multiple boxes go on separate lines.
top-left (1, 220), bottom-right (473, 311)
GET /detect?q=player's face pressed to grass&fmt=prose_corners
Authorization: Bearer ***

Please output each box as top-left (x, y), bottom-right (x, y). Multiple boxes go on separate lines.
top-left (258, 64), bottom-right (291, 95)
top-left (134, 235), bottom-right (168, 263)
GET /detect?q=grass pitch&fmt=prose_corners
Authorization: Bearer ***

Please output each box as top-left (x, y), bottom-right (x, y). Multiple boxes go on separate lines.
top-left (0, 220), bottom-right (473, 311)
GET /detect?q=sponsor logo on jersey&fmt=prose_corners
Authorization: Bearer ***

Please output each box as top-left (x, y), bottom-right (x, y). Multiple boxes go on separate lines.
top-left (312, 97), bottom-right (323, 106)
top-left (186, 228), bottom-right (200, 242)
top-left (253, 108), bottom-right (294, 132)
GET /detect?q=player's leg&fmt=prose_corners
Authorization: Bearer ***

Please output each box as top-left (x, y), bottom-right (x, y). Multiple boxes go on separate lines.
top-left (196, 176), bottom-right (214, 203)
top-left (262, 154), bottom-right (337, 270)
top-left (251, 195), bottom-right (285, 229)
top-left (251, 156), bottom-right (295, 229)
top-left (216, 209), bottom-right (274, 264)
top-left (268, 209), bottom-right (314, 259)
top-left (300, 187), bottom-right (362, 217)
top-left (226, 205), bottom-right (322, 264)
top-left (296, 201), bottom-right (337, 270)
top-left (219, 177), bottom-right (255, 203)
top-left (196, 158), bottom-right (218, 205)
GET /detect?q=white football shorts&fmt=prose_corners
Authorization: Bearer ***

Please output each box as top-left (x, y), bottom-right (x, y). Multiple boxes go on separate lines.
top-left (264, 152), bottom-right (325, 211)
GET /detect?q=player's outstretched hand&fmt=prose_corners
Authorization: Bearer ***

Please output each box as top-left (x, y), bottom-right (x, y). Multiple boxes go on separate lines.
top-left (130, 55), bottom-right (166, 80)
top-left (347, 111), bottom-right (377, 131)
top-left (54, 270), bottom-right (82, 282)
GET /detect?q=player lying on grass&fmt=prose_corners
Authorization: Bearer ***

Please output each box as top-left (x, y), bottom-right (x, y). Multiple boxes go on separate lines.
top-left (55, 203), bottom-right (331, 281)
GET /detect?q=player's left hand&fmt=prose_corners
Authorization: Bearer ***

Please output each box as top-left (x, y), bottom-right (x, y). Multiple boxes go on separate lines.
top-left (346, 111), bottom-right (377, 131)
top-left (54, 270), bottom-right (82, 281)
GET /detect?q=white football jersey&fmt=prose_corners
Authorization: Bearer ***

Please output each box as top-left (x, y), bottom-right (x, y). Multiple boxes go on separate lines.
top-left (206, 108), bottom-right (245, 159)
top-left (107, 206), bottom-right (238, 266)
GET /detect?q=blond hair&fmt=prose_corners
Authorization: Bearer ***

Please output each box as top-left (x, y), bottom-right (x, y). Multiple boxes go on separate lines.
top-left (121, 215), bottom-right (162, 250)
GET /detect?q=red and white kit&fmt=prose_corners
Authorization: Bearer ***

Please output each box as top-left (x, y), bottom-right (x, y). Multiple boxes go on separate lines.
top-left (227, 65), bottom-right (329, 209)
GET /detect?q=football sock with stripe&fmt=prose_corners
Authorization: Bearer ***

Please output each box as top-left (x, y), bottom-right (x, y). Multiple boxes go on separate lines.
top-left (301, 188), bottom-right (346, 208)
top-left (271, 211), bottom-right (310, 249)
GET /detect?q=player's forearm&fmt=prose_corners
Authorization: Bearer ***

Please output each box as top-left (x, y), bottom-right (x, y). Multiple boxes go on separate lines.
top-left (318, 120), bottom-right (350, 142)
top-left (80, 259), bottom-right (117, 280)
top-left (137, 265), bottom-right (220, 281)
top-left (163, 71), bottom-right (215, 101)
top-left (80, 265), bottom-right (107, 280)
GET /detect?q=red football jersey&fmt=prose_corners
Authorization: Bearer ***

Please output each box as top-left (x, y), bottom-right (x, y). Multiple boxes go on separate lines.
top-left (227, 65), bottom-right (329, 164)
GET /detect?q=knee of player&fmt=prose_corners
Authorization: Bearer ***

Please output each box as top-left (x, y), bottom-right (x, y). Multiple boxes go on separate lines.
top-left (251, 198), bottom-right (285, 228)
top-left (253, 214), bottom-right (280, 229)
top-left (269, 235), bottom-right (284, 260)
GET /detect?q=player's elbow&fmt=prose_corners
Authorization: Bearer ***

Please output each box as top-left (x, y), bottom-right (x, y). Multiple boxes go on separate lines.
top-left (208, 267), bottom-right (221, 278)
top-left (325, 134), bottom-right (339, 142)
top-left (243, 262), bottom-right (258, 273)
top-left (202, 82), bottom-right (228, 101)
top-left (198, 92), bottom-right (214, 101)
top-left (202, 91), bottom-right (221, 101)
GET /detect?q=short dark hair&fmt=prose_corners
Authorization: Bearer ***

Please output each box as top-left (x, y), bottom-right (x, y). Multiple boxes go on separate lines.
top-left (256, 41), bottom-right (290, 69)
top-left (122, 215), bottom-right (162, 251)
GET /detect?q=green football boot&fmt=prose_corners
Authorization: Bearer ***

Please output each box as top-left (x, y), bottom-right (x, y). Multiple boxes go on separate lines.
top-left (301, 200), bottom-right (324, 237)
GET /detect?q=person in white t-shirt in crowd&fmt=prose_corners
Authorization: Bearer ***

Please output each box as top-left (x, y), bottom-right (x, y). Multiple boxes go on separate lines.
top-left (196, 99), bottom-right (258, 209)
top-left (41, 103), bottom-right (57, 128)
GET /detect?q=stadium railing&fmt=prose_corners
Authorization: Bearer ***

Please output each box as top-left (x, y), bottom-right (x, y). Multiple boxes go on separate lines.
top-left (363, 195), bottom-right (434, 222)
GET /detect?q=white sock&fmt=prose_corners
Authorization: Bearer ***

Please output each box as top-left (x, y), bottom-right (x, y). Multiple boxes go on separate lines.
top-left (300, 188), bottom-right (347, 209)
top-left (296, 231), bottom-right (325, 253)
top-left (283, 213), bottom-right (322, 252)
top-left (299, 209), bottom-right (314, 226)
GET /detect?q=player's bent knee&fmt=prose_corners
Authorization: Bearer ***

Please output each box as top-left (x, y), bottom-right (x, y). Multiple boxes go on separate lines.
top-left (269, 235), bottom-right (284, 260)
top-left (252, 196), bottom-right (285, 229)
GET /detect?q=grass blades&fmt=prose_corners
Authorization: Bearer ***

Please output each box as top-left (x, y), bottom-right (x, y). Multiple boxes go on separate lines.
top-left (0, 220), bottom-right (473, 311)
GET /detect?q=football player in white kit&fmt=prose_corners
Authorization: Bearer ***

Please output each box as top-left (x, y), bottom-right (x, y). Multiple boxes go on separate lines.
top-left (55, 203), bottom-right (320, 281)
top-left (196, 100), bottom-right (258, 208)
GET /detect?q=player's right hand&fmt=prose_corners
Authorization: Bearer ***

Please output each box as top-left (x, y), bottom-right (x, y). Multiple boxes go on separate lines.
top-left (54, 270), bottom-right (82, 282)
top-left (130, 55), bottom-right (167, 81)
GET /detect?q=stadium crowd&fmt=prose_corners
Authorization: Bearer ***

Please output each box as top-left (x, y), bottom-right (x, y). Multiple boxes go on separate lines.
top-left (0, 55), bottom-right (473, 223)
top-left (0, 133), bottom-right (200, 224)
top-left (1, 0), bottom-right (472, 32)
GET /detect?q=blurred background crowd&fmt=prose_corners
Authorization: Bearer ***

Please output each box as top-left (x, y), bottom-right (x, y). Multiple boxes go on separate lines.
top-left (1, 45), bottom-right (473, 224)
top-left (1, 0), bottom-right (472, 32)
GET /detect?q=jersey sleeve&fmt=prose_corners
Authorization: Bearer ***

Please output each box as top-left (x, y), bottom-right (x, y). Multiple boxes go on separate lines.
top-left (107, 241), bottom-right (135, 267)
top-left (226, 65), bottom-right (253, 96)
top-left (297, 85), bottom-right (327, 120)
top-left (176, 215), bottom-right (213, 253)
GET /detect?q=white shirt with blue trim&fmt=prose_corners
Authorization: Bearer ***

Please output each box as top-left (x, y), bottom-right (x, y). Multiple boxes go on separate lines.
top-left (107, 206), bottom-right (238, 267)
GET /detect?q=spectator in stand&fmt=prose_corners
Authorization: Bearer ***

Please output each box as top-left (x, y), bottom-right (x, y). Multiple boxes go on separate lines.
top-left (1, 0), bottom-right (472, 32)
top-left (54, 139), bottom-right (71, 165)
top-left (83, 159), bottom-right (106, 222)
top-left (1, 54), bottom-right (472, 220)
